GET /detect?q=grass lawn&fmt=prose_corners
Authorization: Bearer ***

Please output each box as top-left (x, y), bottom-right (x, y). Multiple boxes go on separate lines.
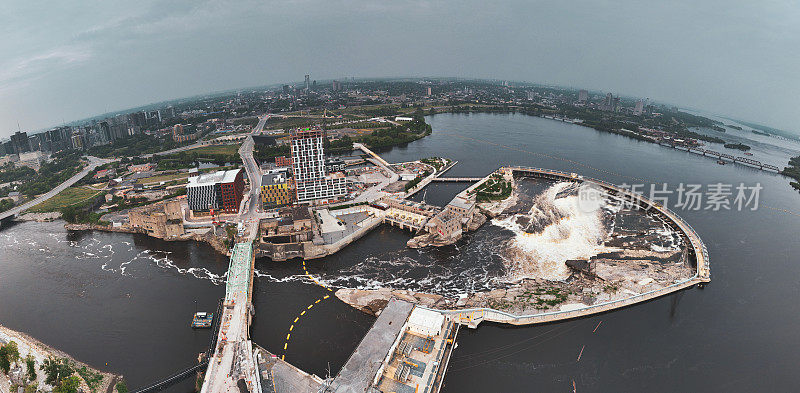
top-left (29, 186), bottom-right (104, 213)
top-left (136, 172), bottom-right (189, 184)
top-left (184, 144), bottom-right (240, 156)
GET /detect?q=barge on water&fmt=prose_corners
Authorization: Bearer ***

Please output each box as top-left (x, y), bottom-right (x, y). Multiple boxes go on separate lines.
top-left (191, 312), bottom-right (214, 328)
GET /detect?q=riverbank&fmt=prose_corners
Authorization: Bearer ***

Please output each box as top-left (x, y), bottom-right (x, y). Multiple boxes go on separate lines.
top-left (0, 324), bottom-right (121, 393)
top-left (63, 222), bottom-right (231, 256)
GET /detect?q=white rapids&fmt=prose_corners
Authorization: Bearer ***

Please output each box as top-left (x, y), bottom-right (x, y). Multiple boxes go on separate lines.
top-left (493, 182), bottom-right (611, 281)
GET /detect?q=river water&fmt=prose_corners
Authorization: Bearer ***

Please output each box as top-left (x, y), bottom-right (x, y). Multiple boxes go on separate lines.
top-left (2, 112), bottom-right (800, 392)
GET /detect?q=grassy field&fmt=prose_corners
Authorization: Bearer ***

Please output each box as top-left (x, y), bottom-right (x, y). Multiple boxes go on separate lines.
top-left (135, 172), bottom-right (189, 184)
top-left (29, 186), bottom-right (104, 213)
top-left (184, 144), bottom-right (240, 156)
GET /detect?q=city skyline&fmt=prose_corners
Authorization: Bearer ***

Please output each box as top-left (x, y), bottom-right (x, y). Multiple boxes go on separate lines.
top-left (2, 0), bottom-right (799, 138)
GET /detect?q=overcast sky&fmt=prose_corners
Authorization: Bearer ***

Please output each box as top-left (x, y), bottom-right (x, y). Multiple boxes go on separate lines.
top-left (1, 0), bottom-right (798, 137)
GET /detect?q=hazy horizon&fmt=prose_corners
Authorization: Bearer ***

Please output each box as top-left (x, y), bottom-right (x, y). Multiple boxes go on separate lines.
top-left (2, 0), bottom-right (798, 137)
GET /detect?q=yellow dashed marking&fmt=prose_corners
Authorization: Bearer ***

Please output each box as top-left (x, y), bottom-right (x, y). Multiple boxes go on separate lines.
top-left (283, 262), bottom-right (337, 359)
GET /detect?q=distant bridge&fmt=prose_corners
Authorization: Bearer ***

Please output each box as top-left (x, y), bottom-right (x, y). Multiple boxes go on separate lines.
top-left (660, 143), bottom-right (782, 173)
top-left (431, 177), bottom-right (483, 182)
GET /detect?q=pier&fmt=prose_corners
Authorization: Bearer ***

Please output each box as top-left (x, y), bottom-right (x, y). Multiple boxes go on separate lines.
top-left (326, 299), bottom-right (458, 393)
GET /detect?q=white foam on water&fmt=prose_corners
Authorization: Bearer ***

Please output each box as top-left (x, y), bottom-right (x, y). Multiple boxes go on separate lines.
top-left (493, 182), bottom-right (611, 281)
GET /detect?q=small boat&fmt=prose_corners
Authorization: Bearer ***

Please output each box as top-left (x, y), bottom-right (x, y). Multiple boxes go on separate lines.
top-left (717, 160), bottom-right (726, 165)
top-left (744, 152), bottom-right (754, 156)
top-left (191, 312), bottom-right (214, 328)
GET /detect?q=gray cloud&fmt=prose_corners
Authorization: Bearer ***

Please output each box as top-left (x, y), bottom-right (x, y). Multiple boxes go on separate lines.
top-left (1, 0), bottom-right (798, 136)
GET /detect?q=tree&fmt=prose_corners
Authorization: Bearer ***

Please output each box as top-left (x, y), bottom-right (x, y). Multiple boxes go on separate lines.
top-left (54, 375), bottom-right (81, 393)
top-left (25, 355), bottom-right (36, 381)
top-left (0, 341), bottom-right (20, 374)
top-left (0, 346), bottom-right (9, 374)
top-left (40, 357), bottom-right (73, 387)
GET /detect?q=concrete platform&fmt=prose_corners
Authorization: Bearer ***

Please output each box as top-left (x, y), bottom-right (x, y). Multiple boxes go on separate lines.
top-left (329, 299), bottom-right (415, 393)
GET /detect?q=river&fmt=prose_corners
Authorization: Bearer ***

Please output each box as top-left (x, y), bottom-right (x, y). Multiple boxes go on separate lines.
top-left (2, 112), bottom-right (800, 392)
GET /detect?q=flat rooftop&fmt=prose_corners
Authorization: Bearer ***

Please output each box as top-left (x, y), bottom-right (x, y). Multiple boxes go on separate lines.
top-left (188, 169), bottom-right (240, 187)
top-left (329, 299), bottom-right (415, 393)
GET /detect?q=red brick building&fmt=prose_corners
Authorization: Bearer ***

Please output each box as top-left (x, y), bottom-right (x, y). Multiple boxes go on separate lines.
top-left (275, 156), bottom-right (293, 167)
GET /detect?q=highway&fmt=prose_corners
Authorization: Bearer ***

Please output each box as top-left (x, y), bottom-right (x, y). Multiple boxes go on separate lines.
top-left (0, 156), bottom-right (112, 221)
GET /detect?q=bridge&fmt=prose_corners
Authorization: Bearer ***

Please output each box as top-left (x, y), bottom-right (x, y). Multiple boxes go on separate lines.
top-left (201, 241), bottom-right (261, 393)
top-left (661, 144), bottom-right (782, 173)
top-left (353, 142), bottom-right (391, 168)
top-left (431, 177), bottom-right (483, 182)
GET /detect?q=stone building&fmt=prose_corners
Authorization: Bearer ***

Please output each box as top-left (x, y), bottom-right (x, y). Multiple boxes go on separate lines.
top-left (128, 200), bottom-right (185, 238)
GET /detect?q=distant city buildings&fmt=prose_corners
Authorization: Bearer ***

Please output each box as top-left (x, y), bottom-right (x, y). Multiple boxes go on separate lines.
top-left (426, 86), bottom-right (432, 96)
top-left (187, 169), bottom-right (244, 214)
top-left (578, 89), bottom-right (588, 103)
top-left (10, 131), bottom-right (30, 154)
top-left (290, 127), bottom-right (347, 204)
top-left (634, 100), bottom-right (644, 116)
top-left (304, 75), bottom-right (310, 92)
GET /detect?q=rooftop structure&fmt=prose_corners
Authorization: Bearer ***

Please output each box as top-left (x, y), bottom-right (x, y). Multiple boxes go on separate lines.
top-left (187, 168), bottom-right (244, 213)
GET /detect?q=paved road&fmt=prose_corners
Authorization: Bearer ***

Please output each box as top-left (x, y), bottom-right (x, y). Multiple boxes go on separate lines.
top-left (238, 115), bottom-right (268, 221)
top-left (0, 156), bottom-right (112, 221)
top-left (143, 140), bottom-right (207, 158)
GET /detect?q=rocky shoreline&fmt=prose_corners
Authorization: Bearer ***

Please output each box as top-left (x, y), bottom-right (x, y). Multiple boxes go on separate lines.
top-left (0, 324), bottom-right (121, 393)
top-left (63, 222), bottom-right (231, 256)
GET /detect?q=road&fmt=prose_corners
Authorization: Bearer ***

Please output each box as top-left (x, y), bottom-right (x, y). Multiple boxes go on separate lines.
top-left (0, 156), bottom-right (112, 221)
top-left (238, 115), bottom-right (268, 221)
top-left (143, 140), bottom-right (207, 158)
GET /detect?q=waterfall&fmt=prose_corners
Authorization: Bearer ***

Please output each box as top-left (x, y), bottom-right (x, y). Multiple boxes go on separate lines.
top-left (493, 182), bottom-right (611, 281)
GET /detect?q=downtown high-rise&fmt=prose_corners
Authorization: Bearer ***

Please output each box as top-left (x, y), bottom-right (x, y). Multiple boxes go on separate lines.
top-left (290, 127), bottom-right (347, 204)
